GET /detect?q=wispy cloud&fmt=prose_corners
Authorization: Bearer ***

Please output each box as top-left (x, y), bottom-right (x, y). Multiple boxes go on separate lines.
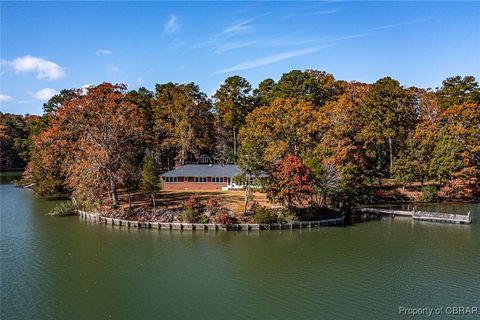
top-left (214, 47), bottom-right (322, 74)
top-left (217, 31), bottom-right (352, 54)
top-left (219, 18), bottom-right (255, 36)
top-left (214, 41), bottom-right (258, 54)
top-left (194, 13), bottom-right (270, 50)
top-left (284, 9), bottom-right (339, 19)
top-left (32, 88), bottom-right (58, 101)
top-left (261, 36), bottom-right (327, 48)
top-left (95, 49), bottom-right (112, 56)
top-left (165, 14), bottom-right (179, 33)
top-left (218, 13), bottom-right (270, 36)
top-left (369, 19), bottom-right (427, 32)
top-left (323, 33), bottom-right (373, 43)
top-left (0, 94), bottom-right (14, 103)
top-left (4, 55), bottom-right (65, 80)
top-left (168, 38), bottom-right (187, 51)
top-left (17, 100), bottom-right (33, 105)
top-left (106, 63), bottom-right (122, 74)
top-left (309, 20), bottom-right (426, 47)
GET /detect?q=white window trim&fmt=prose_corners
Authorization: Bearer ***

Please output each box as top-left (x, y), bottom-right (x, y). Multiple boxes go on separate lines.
top-left (165, 177), bottom-right (178, 183)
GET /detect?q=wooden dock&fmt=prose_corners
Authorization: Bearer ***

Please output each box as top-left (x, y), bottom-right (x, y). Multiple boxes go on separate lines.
top-left (354, 207), bottom-right (472, 224)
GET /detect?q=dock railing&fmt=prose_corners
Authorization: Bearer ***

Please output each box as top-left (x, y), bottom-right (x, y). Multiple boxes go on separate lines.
top-left (353, 207), bottom-right (472, 224)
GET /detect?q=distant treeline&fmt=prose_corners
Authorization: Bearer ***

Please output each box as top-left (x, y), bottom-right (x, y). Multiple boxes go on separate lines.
top-left (1, 70), bottom-right (479, 206)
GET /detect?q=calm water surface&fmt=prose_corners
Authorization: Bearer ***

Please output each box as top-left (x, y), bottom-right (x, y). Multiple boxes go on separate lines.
top-left (1, 173), bottom-right (479, 319)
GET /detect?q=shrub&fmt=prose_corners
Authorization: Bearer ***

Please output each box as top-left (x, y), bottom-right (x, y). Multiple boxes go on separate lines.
top-left (184, 195), bottom-right (201, 210)
top-left (213, 208), bottom-right (237, 224)
top-left (233, 202), bottom-right (246, 216)
top-left (252, 205), bottom-right (279, 224)
top-left (47, 201), bottom-right (79, 216)
top-left (421, 186), bottom-right (437, 202)
top-left (289, 206), bottom-right (319, 221)
top-left (206, 198), bottom-right (220, 213)
top-left (180, 195), bottom-right (202, 223)
top-left (180, 208), bottom-right (201, 223)
top-left (198, 214), bottom-right (209, 224)
top-left (77, 199), bottom-right (100, 211)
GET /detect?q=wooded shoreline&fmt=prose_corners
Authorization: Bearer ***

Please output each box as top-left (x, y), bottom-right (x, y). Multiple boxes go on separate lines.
top-left (2, 71), bottom-right (479, 219)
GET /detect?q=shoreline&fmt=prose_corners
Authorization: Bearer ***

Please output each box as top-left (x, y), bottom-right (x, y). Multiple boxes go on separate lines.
top-left (77, 210), bottom-right (345, 231)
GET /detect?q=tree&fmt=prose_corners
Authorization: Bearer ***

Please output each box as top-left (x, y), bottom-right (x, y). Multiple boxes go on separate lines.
top-left (27, 122), bottom-right (69, 196)
top-left (127, 87), bottom-right (154, 138)
top-left (358, 77), bottom-right (416, 179)
top-left (42, 89), bottom-right (81, 114)
top-left (303, 157), bottom-right (340, 207)
top-left (0, 114), bottom-right (29, 170)
top-left (429, 128), bottom-right (464, 183)
top-left (392, 122), bottom-right (437, 186)
top-left (315, 84), bottom-right (368, 182)
top-left (31, 83), bottom-right (145, 206)
top-left (212, 118), bottom-right (229, 165)
top-left (213, 76), bottom-right (253, 163)
top-left (238, 98), bottom-right (321, 171)
top-left (253, 78), bottom-right (275, 108)
top-left (267, 155), bottom-right (314, 207)
top-left (271, 70), bottom-right (342, 107)
top-left (152, 82), bottom-right (214, 167)
top-left (306, 83), bottom-right (369, 204)
top-left (436, 76), bottom-right (480, 110)
top-left (391, 89), bottom-right (442, 187)
top-left (141, 153), bottom-right (161, 208)
top-left (435, 102), bottom-right (480, 197)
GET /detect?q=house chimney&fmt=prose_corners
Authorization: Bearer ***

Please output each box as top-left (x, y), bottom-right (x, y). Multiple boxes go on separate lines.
top-left (175, 160), bottom-right (182, 168)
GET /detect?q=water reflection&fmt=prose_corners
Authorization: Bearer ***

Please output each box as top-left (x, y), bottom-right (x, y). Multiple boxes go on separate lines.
top-left (1, 175), bottom-right (479, 320)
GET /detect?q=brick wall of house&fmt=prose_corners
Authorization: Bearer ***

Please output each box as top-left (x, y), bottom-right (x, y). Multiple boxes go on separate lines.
top-left (162, 176), bottom-right (229, 191)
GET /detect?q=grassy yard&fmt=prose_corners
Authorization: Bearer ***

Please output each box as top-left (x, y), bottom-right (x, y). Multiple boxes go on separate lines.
top-left (115, 189), bottom-right (277, 213)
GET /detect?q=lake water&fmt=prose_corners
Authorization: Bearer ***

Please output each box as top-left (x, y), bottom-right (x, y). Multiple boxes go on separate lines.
top-left (1, 172), bottom-right (479, 319)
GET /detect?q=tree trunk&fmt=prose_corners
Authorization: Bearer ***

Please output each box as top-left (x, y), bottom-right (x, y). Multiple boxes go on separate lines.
top-left (233, 128), bottom-right (237, 165)
top-left (244, 176), bottom-right (248, 214)
top-left (152, 194), bottom-right (156, 209)
top-left (110, 178), bottom-right (119, 207)
top-left (128, 192), bottom-right (131, 210)
top-left (388, 136), bottom-right (393, 169)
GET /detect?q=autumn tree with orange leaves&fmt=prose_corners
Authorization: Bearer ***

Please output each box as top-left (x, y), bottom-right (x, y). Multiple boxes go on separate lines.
top-left (31, 83), bottom-right (145, 206)
top-left (267, 155), bottom-right (314, 207)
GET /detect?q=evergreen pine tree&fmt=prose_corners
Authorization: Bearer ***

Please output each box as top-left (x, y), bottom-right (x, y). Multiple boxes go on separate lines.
top-left (141, 153), bottom-right (161, 208)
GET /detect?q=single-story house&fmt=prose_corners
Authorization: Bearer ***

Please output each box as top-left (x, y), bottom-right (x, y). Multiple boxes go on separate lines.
top-left (161, 164), bottom-right (258, 191)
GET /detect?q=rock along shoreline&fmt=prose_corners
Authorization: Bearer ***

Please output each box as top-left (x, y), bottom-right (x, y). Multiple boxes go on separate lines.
top-left (77, 210), bottom-right (345, 231)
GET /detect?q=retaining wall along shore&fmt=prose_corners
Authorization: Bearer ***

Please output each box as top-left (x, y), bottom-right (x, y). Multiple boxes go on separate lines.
top-left (77, 210), bottom-right (345, 231)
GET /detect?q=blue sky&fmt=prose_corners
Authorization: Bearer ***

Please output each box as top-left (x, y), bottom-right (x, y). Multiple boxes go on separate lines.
top-left (1, 1), bottom-right (479, 115)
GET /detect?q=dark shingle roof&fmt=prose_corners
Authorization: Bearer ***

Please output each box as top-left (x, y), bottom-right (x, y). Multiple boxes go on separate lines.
top-left (161, 164), bottom-right (241, 178)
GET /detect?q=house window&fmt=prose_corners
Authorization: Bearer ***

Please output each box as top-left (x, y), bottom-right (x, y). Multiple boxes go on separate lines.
top-left (212, 177), bottom-right (224, 183)
top-left (195, 177), bottom-right (207, 183)
top-left (165, 177), bottom-right (177, 183)
top-left (184, 177), bottom-right (188, 182)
